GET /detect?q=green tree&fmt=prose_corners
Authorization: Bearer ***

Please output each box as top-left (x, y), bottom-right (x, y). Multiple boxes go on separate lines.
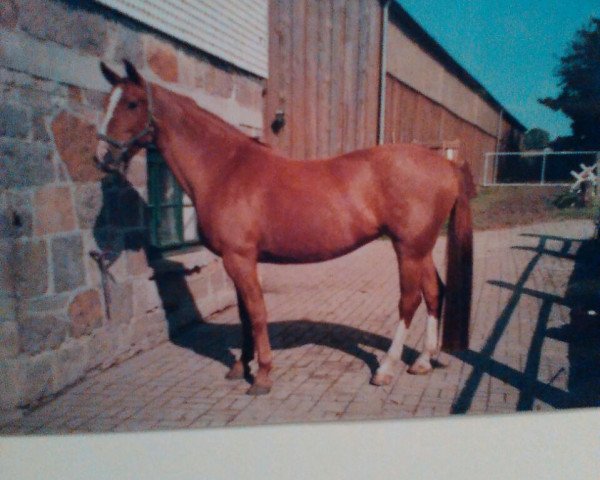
top-left (539, 17), bottom-right (600, 150)
top-left (522, 128), bottom-right (551, 151)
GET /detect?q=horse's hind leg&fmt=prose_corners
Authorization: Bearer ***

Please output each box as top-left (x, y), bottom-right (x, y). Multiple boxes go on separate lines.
top-left (407, 253), bottom-right (443, 375)
top-left (222, 252), bottom-right (273, 395)
top-left (372, 245), bottom-right (423, 386)
top-left (225, 289), bottom-right (254, 380)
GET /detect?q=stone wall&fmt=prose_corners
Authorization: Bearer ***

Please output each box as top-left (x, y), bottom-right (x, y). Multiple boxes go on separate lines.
top-left (0, 0), bottom-right (264, 424)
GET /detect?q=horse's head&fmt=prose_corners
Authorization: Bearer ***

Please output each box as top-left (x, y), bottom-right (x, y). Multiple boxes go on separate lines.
top-left (95, 60), bottom-right (154, 174)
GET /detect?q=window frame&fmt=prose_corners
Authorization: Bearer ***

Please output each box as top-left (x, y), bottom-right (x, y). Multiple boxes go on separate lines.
top-left (146, 147), bottom-right (201, 252)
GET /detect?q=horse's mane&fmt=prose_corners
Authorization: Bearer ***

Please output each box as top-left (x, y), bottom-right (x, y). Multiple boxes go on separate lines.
top-left (251, 137), bottom-right (272, 148)
top-left (156, 84), bottom-right (270, 148)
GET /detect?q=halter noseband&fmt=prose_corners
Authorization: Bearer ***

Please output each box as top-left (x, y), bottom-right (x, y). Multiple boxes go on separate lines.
top-left (96, 81), bottom-right (155, 167)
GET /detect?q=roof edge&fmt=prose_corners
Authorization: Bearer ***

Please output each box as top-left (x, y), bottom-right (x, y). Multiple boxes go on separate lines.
top-left (389, 1), bottom-right (527, 132)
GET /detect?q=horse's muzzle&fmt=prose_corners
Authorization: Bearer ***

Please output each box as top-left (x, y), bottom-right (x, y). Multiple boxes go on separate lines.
top-left (94, 141), bottom-right (122, 173)
top-left (94, 151), bottom-right (115, 173)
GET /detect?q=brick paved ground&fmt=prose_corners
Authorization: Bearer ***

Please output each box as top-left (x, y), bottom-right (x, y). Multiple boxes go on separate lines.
top-left (2, 219), bottom-right (598, 434)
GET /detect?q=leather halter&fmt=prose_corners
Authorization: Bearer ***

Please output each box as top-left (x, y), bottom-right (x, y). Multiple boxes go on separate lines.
top-left (96, 81), bottom-right (155, 169)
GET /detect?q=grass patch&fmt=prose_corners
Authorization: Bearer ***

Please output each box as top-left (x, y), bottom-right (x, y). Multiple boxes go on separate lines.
top-left (379, 185), bottom-right (597, 239)
top-left (471, 186), bottom-right (597, 231)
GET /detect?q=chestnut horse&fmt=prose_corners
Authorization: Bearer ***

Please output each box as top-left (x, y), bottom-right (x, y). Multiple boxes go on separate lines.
top-left (95, 61), bottom-right (473, 395)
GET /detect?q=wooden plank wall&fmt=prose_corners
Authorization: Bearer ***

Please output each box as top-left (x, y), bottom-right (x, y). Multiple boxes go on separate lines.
top-left (384, 74), bottom-right (498, 183)
top-left (265, 0), bottom-right (382, 159)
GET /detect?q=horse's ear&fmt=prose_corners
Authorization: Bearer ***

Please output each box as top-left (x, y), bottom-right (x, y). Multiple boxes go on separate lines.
top-left (100, 61), bottom-right (122, 86)
top-left (123, 59), bottom-right (143, 86)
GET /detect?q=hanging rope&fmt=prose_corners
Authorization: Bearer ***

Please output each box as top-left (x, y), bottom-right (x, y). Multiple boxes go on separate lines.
top-left (89, 250), bottom-right (117, 321)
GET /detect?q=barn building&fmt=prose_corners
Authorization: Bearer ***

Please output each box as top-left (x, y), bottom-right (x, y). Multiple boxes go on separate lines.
top-left (0, 0), bottom-right (524, 421)
top-left (265, 1), bottom-right (525, 182)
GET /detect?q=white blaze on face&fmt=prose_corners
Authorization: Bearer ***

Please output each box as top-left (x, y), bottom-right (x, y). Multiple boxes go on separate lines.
top-left (99, 87), bottom-right (123, 135)
top-left (96, 87), bottom-right (122, 161)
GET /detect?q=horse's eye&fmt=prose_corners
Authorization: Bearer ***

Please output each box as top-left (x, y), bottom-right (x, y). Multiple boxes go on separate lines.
top-left (127, 101), bottom-right (138, 110)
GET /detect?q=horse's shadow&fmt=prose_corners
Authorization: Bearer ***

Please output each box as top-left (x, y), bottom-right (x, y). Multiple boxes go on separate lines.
top-left (172, 318), bottom-right (422, 378)
top-left (93, 173), bottom-right (208, 336)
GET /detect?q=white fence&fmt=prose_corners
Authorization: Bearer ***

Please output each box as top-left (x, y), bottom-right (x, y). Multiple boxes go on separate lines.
top-left (483, 151), bottom-right (600, 187)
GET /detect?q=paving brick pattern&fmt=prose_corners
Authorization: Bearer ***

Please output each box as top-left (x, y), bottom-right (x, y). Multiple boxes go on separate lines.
top-left (2, 220), bottom-right (597, 434)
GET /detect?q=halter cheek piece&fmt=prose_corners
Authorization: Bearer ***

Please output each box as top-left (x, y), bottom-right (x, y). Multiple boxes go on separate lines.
top-left (96, 81), bottom-right (155, 169)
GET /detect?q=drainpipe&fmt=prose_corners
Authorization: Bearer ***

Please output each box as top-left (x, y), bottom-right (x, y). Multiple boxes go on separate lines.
top-left (377, 0), bottom-right (391, 145)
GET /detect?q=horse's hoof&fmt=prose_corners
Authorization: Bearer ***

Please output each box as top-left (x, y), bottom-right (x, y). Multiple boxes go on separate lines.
top-left (371, 372), bottom-right (393, 386)
top-left (433, 354), bottom-right (450, 368)
top-left (246, 383), bottom-right (271, 396)
top-left (225, 361), bottom-right (245, 380)
top-left (407, 362), bottom-right (433, 375)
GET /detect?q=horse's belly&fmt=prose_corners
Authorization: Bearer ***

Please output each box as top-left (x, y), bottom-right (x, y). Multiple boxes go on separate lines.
top-left (259, 212), bottom-right (380, 263)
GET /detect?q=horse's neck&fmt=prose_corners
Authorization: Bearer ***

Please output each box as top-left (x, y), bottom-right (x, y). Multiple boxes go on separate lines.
top-left (150, 84), bottom-right (246, 200)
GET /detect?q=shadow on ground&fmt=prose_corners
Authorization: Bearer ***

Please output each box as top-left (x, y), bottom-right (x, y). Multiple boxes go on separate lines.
top-left (452, 232), bottom-right (600, 413)
top-left (172, 318), bottom-right (430, 381)
top-left (94, 174), bottom-right (428, 385)
top-left (95, 181), bottom-right (599, 410)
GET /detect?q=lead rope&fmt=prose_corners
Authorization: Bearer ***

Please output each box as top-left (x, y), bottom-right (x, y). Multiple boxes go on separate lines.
top-left (89, 250), bottom-right (117, 321)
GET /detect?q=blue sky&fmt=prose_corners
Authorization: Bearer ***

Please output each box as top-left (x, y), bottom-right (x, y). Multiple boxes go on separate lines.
top-left (397, 0), bottom-right (600, 138)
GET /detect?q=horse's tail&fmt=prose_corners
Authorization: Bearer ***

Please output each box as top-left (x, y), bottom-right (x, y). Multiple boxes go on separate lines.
top-left (459, 160), bottom-right (477, 200)
top-left (441, 170), bottom-right (473, 352)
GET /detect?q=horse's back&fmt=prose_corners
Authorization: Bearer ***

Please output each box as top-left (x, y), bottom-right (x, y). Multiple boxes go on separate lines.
top-left (251, 153), bottom-right (383, 262)
top-left (209, 141), bottom-right (463, 262)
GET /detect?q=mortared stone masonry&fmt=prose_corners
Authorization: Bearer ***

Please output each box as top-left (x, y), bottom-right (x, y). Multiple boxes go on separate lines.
top-left (0, 0), bottom-right (264, 425)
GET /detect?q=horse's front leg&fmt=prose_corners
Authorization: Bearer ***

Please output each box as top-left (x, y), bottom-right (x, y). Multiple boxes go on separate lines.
top-left (225, 289), bottom-right (254, 380)
top-left (222, 252), bottom-right (273, 395)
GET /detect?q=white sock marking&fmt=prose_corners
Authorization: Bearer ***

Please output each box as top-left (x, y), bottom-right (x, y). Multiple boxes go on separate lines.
top-left (378, 319), bottom-right (407, 375)
top-left (387, 319), bottom-right (407, 360)
top-left (424, 314), bottom-right (439, 354)
top-left (414, 315), bottom-right (440, 368)
top-left (99, 87), bottom-right (123, 135)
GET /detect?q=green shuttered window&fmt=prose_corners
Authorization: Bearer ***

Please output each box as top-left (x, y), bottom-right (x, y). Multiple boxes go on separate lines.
top-left (147, 148), bottom-right (200, 250)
